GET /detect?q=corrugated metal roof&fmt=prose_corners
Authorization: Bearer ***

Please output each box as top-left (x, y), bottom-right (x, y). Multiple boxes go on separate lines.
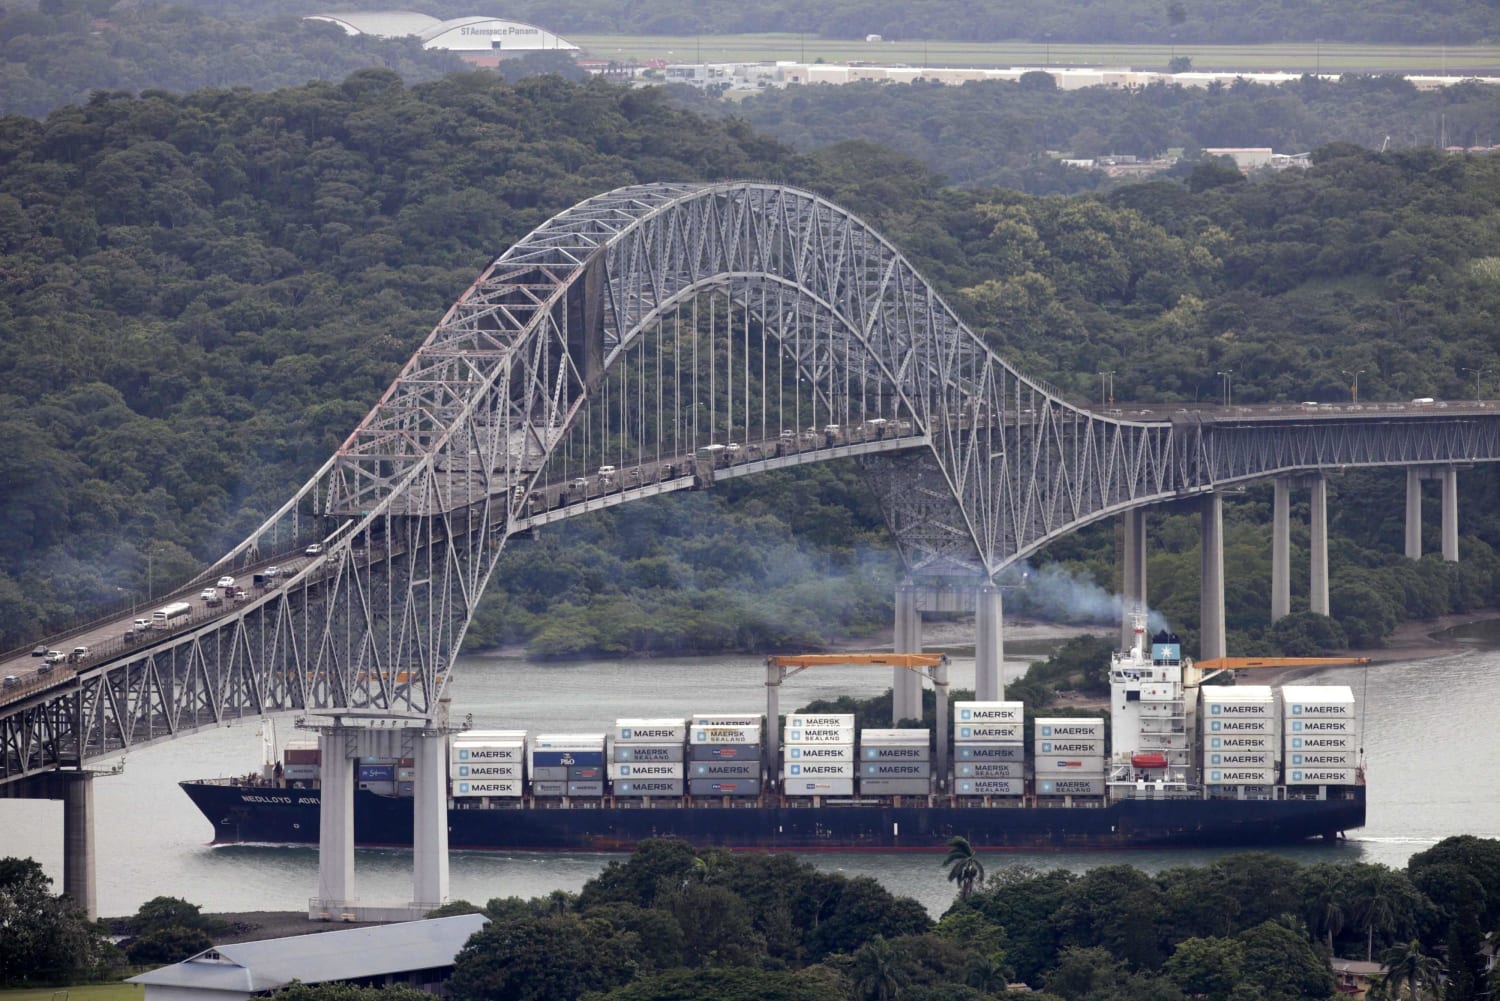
top-left (128, 914), bottom-right (487, 993)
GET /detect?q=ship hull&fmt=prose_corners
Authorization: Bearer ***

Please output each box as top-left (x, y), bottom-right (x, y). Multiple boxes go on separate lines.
top-left (181, 781), bottom-right (1365, 852)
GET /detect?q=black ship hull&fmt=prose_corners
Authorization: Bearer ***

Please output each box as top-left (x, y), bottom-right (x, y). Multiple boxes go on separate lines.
top-left (181, 780), bottom-right (1366, 852)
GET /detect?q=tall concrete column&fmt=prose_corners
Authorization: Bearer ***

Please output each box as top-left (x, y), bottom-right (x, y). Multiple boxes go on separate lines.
top-left (1199, 493), bottom-right (1226, 660)
top-left (1272, 477), bottom-right (1291, 622)
top-left (1310, 475), bottom-right (1329, 615)
top-left (973, 584), bottom-right (1004, 702)
top-left (62, 772), bottom-right (96, 920)
top-left (932, 660), bottom-right (950, 792)
top-left (1405, 468), bottom-right (1423, 559)
top-left (412, 730), bottom-right (449, 911)
top-left (1441, 466), bottom-right (1459, 562)
top-left (1121, 508), bottom-right (1148, 648)
top-left (765, 664), bottom-right (783, 788)
top-left (315, 730), bottom-right (354, 912)
top-left (892, 582), bottom-right (923, 722)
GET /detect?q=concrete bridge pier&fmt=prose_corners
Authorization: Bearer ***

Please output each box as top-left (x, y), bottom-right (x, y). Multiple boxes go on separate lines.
top-left (1121, 508), bottom-right (1148, 650)
top-left (973, 584), bottom-right (1004, 702)
top-left (892, 581), bottom-right (923, 723)
top-left (1269, 473), bottom-right (1330, 620)
top-left (412, 730), bottom-right (449, 913)
top-left (1200, 493), bottom-right (1226, 660)
top-left (1404, 465), bottom-right (1461, 562)
top-left (1310, 474), bottom-right (1329, 615)
top-left (314, 729), bottom-right (355, 917)
top-left (63, 772), bottom-right (96, 921)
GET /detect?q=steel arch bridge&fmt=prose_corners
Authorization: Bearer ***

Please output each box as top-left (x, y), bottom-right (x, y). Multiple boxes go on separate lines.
top-left (7, 179), bottom-right (1500, 782)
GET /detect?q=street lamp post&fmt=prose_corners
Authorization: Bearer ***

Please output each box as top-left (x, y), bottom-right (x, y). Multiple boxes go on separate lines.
top-left (1463, 367), bottom-right (1488, 403)
top-left (1098, 370), bottom-right (1116, 408)
top-left (1340, 368), bottom-right (1365, 403)
top-left (1216, 369), bottom-right (1233, 408)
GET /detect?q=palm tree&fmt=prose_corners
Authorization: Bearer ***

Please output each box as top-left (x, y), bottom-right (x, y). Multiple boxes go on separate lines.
top-left (1353, 879), bottom-right (1398, 961)
top-left (1381, 938), bottom-right (1443, 1001)
top-left (853, 934), bottom-right (908, 1001)
top-left (943, 835), bottom-right (985, 901)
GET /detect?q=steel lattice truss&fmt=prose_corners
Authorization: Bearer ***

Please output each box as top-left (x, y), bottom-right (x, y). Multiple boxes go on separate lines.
top-left (7, 181), bottom-right (1500, 782)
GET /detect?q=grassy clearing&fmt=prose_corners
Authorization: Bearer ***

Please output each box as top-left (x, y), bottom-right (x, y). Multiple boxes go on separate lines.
top-left (0, 985), bottom-right (143, 1001)
top-left (570, 34), bottom-right (1500, 75)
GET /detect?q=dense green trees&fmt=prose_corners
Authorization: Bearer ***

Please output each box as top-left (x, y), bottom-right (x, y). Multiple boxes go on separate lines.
top-left (0, 858), bottom-right (117, 987)
top-left (7, 67), bottom-right (1500, 657)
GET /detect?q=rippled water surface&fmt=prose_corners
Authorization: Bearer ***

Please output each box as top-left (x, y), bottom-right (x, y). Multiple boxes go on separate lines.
top-left (4, 638), bottom-right (1498, 917)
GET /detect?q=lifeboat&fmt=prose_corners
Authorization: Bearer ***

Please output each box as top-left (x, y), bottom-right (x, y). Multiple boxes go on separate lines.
top-left (1131, 752), bottom-right (1168, 770)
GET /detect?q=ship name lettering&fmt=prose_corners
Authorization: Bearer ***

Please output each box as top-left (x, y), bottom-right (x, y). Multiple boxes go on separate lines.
top-left (243, 795), bottom-right (293, 804)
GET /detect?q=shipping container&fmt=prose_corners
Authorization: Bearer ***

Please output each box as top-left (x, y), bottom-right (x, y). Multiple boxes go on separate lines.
top-left (955, 761), bottom-right (1023, 779)
top-left (954, 701), bottom-right (1024, 724)
top-left (396, 767), bottom-right (415, 783)
top-left (1037, 778), bottom-right (1107, 796)
top-left (1286, 734), bottom-right (1355, 752)
top-left (1036, 738), bottom-right (1106, 755)
top-left (691, 761), bottom-right (760, 778)
top-left (1207, 734), bottom-right (1276, 751)
top-left (688, 778), bottom-right (761, 796)
top-left (357, 764), bottom-right (396, 782)
top-left (861, 744), bottom-right (931, 761)
top-left (530, 766), bottom-right (568, 781)
top-left (283, 743), bottom-right (320, 766)
top-left (567, 766), bottom-right (602, 781)
top-left (783, 725), bottom-right (856, 744)
top-left (687, 743), bottom-right (762, 761)
top-left (857, 778), bottom-right (931, 796)
top-left (454, 762), bottom-right (522, 780)
top-left (613, 744), bottom-right (685, 763)
top-left (614, 720), bottom-right (688, 743)
top-left (1034, 755), bottom-right (1107, 772)
top-left (282, 764), bottom-right (318, 781)
top-left (460, 729), bottom-right (528, 741)
top-left (1206, 751), bottom-right (1275, 768)
top-left (530, 750), bottom-right (605, 768)
top-left (1204, 717), bottom-right (1274, 735)
top-left (861, 761), bottom-right (931, 778)
top-left (786, 714), bottom-right (856, 728)
top-left (454, 779), bottom-right (522, 797)
top-left (525, 732), bottom-right (600, 747)
top-left (955, 722), bottom-right (1023, 743)
top-left (1204, 768), bottom-right (1276, 785)
top-left (359, 780), bottom-right (395, 795)
top-left (956, 778), bottom-right (1024, 796)
top-left (1287, 767), bottom-right (1360, 785)
top-left (785, 745), bottom-right (854, 762)
top-left (955, 744), bottom-right (1025, 761)
top-left (690, 714), bottom-right (763, 727)
top-left (566, 781), bottom-right (605, 797)
top-left (690, 724), bottom-right (762, 745)
top-left (784, 778), bottom-right (856, 796)
top-left (1289, 752), bottom-right (1358, 768)
top-left (607, 762), bottom-right (685, 780)
top-left (1280, 685), bottom-right (1356, 719)
top-left (532, 781), bottom-right (567, 797)
top-left (859, 729), bottom-right (932, 746)
top-left (783, 761), bottom-right (855, 779)
top-left (1034, 718), bottom-right (1105, 739)
top-left (397, 781), bottom-right (414, 797)
top-left (453, 742), bottom-right (524, 763)
top-left (614, 780), bottom-right (685, 797)
top-left (1286, 718), bottom-right (1356, 735)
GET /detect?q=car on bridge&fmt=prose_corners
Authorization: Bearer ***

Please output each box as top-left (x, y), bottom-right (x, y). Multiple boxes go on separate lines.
top-left (3, 675), bottom-right (17, 689)
top-left (43, 650), bottom-right (63, 664)
top-left (266, 565), bottom-right (281, 577)
top-left (31, 644), bottom-right (46, 657)
top-left (305, 543), bottom-right (323, 556)
top-left (217, 576), bottom-right (236, 588)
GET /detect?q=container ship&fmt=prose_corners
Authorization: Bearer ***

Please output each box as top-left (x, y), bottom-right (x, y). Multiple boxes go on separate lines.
top-left (180, 627), bottom-right (1366, 851)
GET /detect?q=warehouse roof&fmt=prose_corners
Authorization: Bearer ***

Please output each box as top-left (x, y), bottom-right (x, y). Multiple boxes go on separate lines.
top-left (305, 11), bottom-right (578, 51)
top-left (128, 913), bottom-right (487, 996)
top-left (305, 11), bottom-right (443, 37)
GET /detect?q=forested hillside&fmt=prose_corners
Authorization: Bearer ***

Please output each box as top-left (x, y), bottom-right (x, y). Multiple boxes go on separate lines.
top-left (5, 70), bottom-right (1500, 658)
top-left (722, 75), bottom-right (1500, 193)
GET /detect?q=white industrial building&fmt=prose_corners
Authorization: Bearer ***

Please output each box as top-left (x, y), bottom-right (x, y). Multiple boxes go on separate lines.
top-left (305, 11), bottom-right (578, 54)
top-left (126, 913), bottom-right (487, 1001)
